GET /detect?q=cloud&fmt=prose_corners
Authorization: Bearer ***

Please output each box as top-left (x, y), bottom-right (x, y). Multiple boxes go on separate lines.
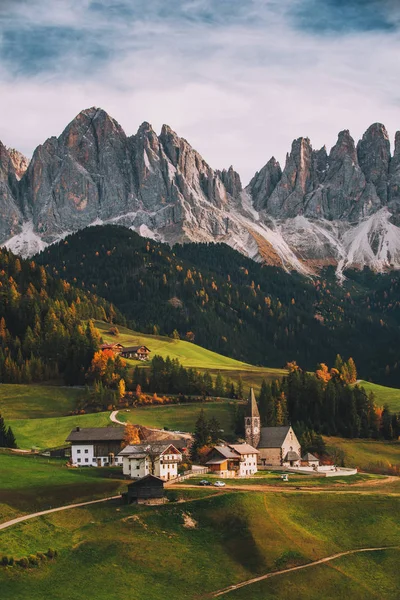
top-left (0, 0), bottom-right (400, 184)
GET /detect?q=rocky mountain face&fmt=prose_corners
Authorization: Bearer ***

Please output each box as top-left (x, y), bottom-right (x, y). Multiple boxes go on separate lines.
top-left (2, 107), bottom-right (400, 276)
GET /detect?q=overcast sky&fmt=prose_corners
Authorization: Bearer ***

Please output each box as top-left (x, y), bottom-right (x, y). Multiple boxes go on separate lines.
top-left (1, 0), bottom-right (400, 183)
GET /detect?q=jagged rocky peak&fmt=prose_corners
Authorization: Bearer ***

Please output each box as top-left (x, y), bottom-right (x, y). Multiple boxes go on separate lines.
top-left (357, 123), bottom-right (390, 203)
top-left (0, 141), bottom-right (23, 239)
top-left (7, 148), bottom-right (30, 180)
top-left (246, 157), bottom-right (282, 211)
top-left (218, 166), bottom-right (242, 199)
top-left (388, 130), bottom-right (400, 217)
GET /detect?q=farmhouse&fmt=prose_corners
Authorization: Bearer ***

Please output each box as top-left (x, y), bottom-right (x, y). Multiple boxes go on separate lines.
top-left (205, 443), bottom-right (259, 477)
top-left (123, 474), bottom-right (165, 504)
top-left (100, 343), bottom-right (123, 354)
top-left (66, 426), bottom-right (125, 467)
top-left (245, 388), bottom-right (301, 467)
top-left (118, 443), bottom-right (182, 480)
top-left (119, 345), bottom-right (151, 360)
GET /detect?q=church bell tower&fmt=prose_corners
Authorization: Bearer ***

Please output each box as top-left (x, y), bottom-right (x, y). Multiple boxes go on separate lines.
top-left (245, 388), bottom-right (260, 448)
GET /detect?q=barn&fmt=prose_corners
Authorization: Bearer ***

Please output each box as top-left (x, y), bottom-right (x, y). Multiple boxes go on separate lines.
top-left (123, 474), bottom-right (165, 504)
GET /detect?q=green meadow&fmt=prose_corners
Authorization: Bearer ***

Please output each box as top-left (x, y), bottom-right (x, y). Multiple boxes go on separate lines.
top-left (0, 384), bottom-right (83, 420)
top-left (358, 380), bottom-right (400, 412)
top-left (324, 436), bottom-right (400, 473)
top-left (0, 491), bottom-right (399, 600)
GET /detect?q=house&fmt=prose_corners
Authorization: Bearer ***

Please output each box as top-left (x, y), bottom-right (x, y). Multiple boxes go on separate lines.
top-left (122, 474), bottom-right (165, 504)
top-left (100, 343), bottom-right (124, 354)
top-left (245, 388), bottom-right (301, 467)
top-left (118, 443), bottom-right (182, 480)
top-left (119, 345), bottom-right (151, 361)
top-left (301, 452), bottom-right (320, 467)
top-left (205, 443), bottom-right (259, 477)
top-left (66, 426), bottom-right (125, 467)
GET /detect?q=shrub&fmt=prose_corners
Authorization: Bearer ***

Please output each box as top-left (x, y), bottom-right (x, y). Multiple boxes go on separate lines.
top-left (46, 548), bottom-right (55, 559)
top-left (28, 554), bottom-right (39, 566)
top-left (8, 556), bottom-right (14, 566)
top-left (1, 556), bottom-right (9, 566)
top-left (166, 490), bottom-right (179, 502)
top-left (36, 552), bottom-right (47, 562)
top-left (17, 557), bottom-right (29, 569)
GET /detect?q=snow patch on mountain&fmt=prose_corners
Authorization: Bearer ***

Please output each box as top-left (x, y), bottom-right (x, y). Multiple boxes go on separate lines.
top-left (3, 222), bottom-right (48, 256)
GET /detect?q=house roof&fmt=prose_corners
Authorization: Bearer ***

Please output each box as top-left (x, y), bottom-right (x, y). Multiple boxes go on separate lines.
top-left (229, 443), bottom-right (259, 455)
top-left (246, 387), bottom-right (260, 419)
top-left (66, 427), bottom-right (125, 442)
top-left (284, 451), bottom-right (300, 461)
top-left (205, 458), bottom-right (228, 465)
top-left (121, 346), bottom-right (150, 353)
top-left (212, 446), bottom-right (238, 459)
top-left (118, 443), bottom-right (181, 457)
top-left (127, 474), bottom-right (164, 488)
top-left (258, 426), bottom-right (291, 448)
top-left (302, 453), bottom-right (318, 461)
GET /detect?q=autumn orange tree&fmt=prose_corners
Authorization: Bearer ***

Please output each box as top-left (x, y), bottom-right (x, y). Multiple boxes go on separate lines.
top-left (122, 423), bottom-right (141, 447)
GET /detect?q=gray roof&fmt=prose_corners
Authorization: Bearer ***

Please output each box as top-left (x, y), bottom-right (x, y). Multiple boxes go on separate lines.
top-left (229, 443), bottom-right (259, 455)
top-left (205, 458), bottom-right (228, 465)
top-left (284, 451), bottom-right (300, 461)
top-left (121, 346), bottom-right (150, 353)
top-left (302, 453), bottom-right (318, 461)
top-left (118, 443), bottom-right (180, 457)
top-left (258, 426), bottom-right (291, 448)
top-left (246, 388), bottom-right (260, 419)
top-left (213, 446), bottom-right (238, 459)
top-left (66, 427), bottom-right (125, 443)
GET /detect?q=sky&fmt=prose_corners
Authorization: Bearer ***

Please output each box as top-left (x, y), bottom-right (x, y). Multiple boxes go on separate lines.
top-left (1, 0), bottom-right (400, 184)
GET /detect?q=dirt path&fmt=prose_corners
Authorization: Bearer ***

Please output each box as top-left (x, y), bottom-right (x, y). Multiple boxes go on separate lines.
top-left (110, 410), bottom-right (125, 425)
top-left (0, 495), bottom-right (121, 532)
top-left (211, 546), bottom-right (400, 597)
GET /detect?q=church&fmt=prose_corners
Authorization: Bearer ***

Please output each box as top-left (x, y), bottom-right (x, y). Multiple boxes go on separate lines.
top-left (244, 388), bottom-right (301, 467)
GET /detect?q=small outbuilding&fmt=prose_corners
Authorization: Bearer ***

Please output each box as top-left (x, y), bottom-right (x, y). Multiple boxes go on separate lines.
top-left (301, 452), bottom-right (320, 467)
top-left (123, 474), bottom-right (165, 504)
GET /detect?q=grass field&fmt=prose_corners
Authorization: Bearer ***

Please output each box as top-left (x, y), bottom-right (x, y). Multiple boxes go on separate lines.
top-left (358, 380), bottom-right (400, 412)
top-left (179, 472), bottom-right (382, 488)
top-left (97, 321), bottom-right (286, 386)
top-left (324, 436), bottom-right (400, 472)
top-left (119, 402), bottom-right (236, 435)
top-left (0, 490), bottom-right (399, 599)
top-left (8, 411), bottom-right (113, 450)
top-left (0, 384), bottom-right (83, 420)
top-left (0, 452), bottom-right (126, 524)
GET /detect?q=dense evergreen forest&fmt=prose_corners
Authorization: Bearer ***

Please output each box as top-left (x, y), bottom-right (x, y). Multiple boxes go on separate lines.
top-left (37, 225), bottom-right (400, 385)
top-left (0, 247), bottom-right (124, 385)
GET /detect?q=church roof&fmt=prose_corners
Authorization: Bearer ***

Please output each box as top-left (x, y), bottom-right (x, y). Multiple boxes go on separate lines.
top-left (302, 452), bottom-right (318, 461)
top-left (259, 426), bottom-right (291, 448)
top-left (246, 388), bottom-right (260, 419)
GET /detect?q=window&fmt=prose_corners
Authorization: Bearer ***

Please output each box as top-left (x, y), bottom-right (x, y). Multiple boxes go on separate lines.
top-left (92, 458), bottom-right (96, 462)
top-left (85, 458), bottom-right (88, 463)
top-left (84, 449), bottom-right (88, 454)
top-left (77, 449), bottom-right (81, 454)
top-left (136, 465), bottom-right (140, 470)
top-left (77, 458), bottom-right (81, 463)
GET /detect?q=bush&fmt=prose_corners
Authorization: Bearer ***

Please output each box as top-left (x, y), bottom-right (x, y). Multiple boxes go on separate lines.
top-left (1, 556), bottom-right (9, 566)
top-left (28, 554), bottom-right (39, 566)
top-left (166, 490), bottom-right (179, 502)
top-left (36, 552), bottom-right (47, 562)
top-left (17, 557), bottom-right (29, 569)
top-left (46, 548), bottom-right (55, 559)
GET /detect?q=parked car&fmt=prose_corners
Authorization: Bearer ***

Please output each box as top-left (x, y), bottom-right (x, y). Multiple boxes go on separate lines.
top-left (198, 480), bottom-right (212, 486)
top-left (214, 481), bottom-right (226, 487)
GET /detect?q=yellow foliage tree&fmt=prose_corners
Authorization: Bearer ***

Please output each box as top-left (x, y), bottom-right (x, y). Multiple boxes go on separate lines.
top-left (122, 423), bottom-right (141, 448)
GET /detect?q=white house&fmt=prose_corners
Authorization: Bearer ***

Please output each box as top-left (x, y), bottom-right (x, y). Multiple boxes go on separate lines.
top-left (205, 443), bottom-right (259, 477)
top-left (66, 426), bottom-right (125, 467)
top-left (118, 443), bottom-right (182, 481)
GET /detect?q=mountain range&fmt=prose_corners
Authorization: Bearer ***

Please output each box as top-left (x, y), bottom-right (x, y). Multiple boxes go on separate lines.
top-left (2, 107), bottom-right (400, 277)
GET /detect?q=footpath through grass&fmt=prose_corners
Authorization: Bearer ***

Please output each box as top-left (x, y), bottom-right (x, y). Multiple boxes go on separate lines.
top-left (0, 490), bottom-right (399, 600)
top-left (0, 452), bottom-right (125, 524)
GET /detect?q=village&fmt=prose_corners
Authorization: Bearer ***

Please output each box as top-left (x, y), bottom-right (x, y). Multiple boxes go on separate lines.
top-left (65, 388), bottom-right (357, 504)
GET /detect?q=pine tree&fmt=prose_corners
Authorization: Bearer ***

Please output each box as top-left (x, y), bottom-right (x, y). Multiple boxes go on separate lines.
top-left (214, 373), bottom-right (224, 397)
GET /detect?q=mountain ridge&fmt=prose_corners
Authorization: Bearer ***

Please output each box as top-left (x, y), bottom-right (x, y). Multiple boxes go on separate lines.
top-left (2, 107), bottom-right (400, 276)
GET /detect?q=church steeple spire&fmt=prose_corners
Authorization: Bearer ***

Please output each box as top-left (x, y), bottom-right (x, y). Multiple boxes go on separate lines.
top-left (245, 387), bottom-right (260, 448)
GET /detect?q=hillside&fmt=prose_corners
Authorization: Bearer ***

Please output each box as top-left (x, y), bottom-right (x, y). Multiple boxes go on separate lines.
top-left (0, 489), bottom-right (399, 599)
top-left (358, 381), bottom-right (400, 412)
top-left (37, 225), bottom-right (400, 386)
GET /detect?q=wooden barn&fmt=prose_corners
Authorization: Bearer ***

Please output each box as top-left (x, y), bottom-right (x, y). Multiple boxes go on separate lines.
top-left (123, 474), bottom-right (165, 504)
top-left (100, 343), bottom-right (124, 354)
top-left (120, 345), bottom-right (151, 361)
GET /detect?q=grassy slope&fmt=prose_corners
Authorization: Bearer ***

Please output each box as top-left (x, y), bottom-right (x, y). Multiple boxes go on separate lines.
top-left (97, 321), bottom-right (286, 386)
top-left (359, 380), bottom-right (400, 412)
top-left (0, 384), bottom-right (82, 420)
top-left (0, 491), bottom-right (399, 600)
top-left (0, 452), bottom-right (126, 524)
top-left (9, 412), bottom-right (113, 450)
top-left (118, 402), bottom-right (235, 435)
top-left (324, 436), bottom-right (400, 471)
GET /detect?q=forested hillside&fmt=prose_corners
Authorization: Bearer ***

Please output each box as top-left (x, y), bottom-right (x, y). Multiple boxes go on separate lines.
top-left (36, 225), bottom-right (400, 385)
top-left (0, 248), bottom-right (123, 385)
